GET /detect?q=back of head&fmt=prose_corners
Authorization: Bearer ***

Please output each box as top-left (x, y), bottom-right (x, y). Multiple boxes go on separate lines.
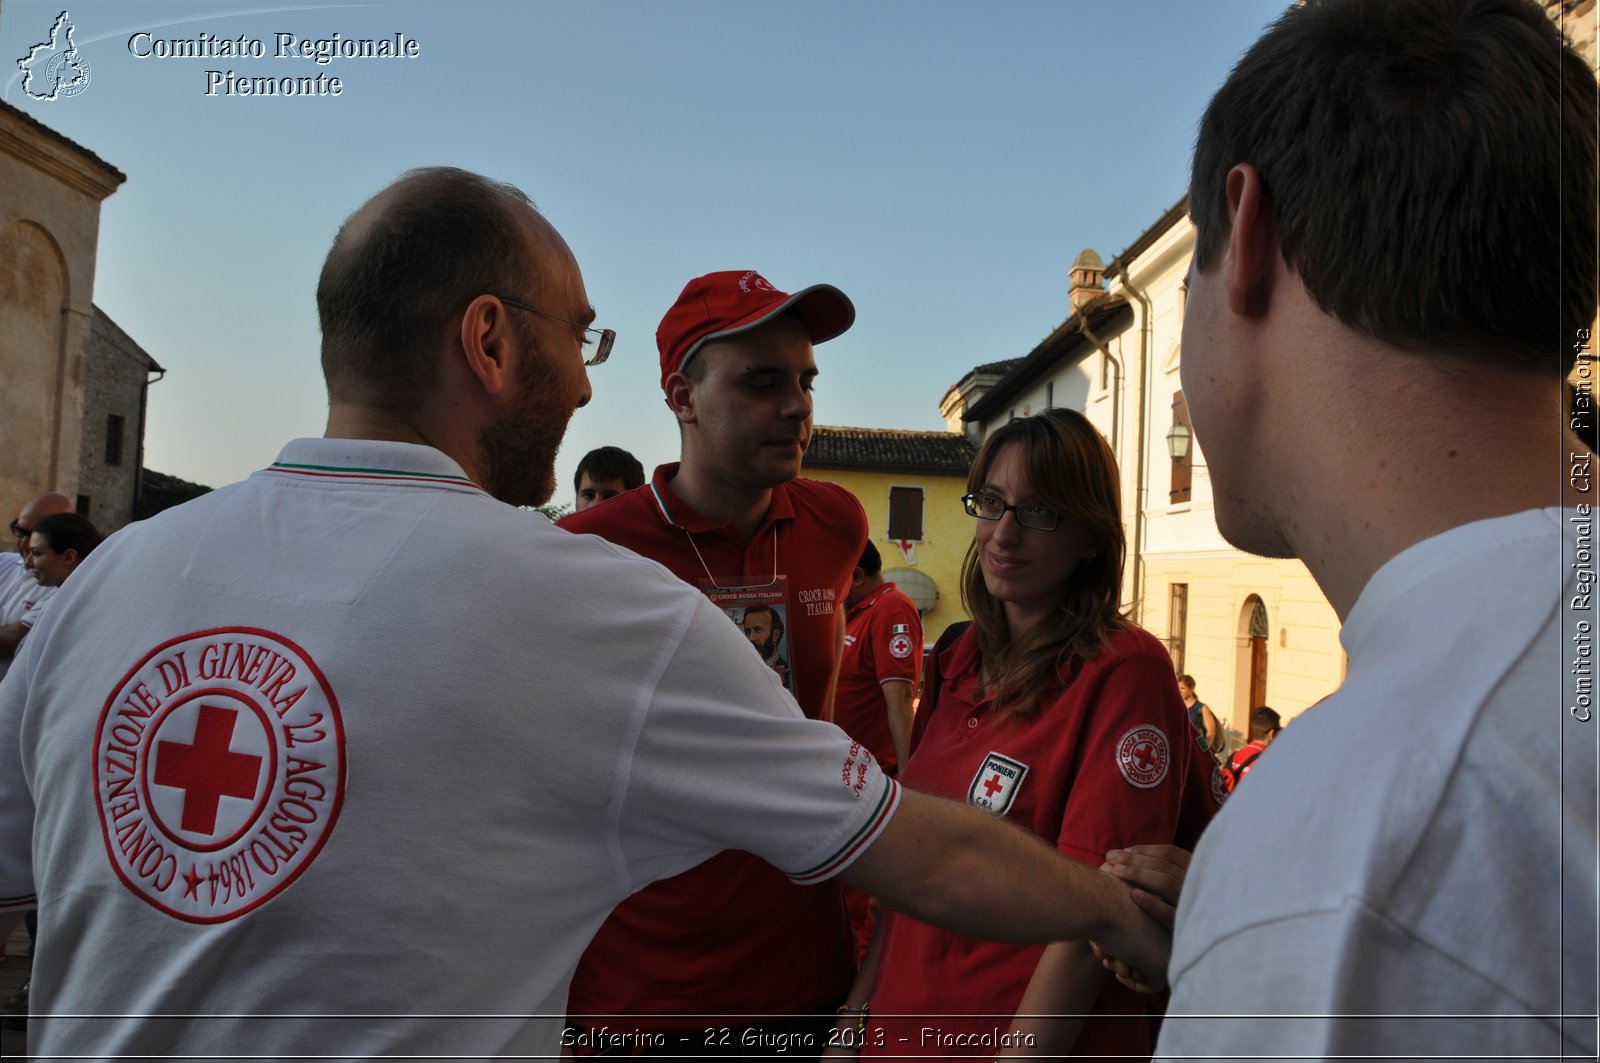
top-left (574, 446), bottom-right (646, 493)
top-left (1249, 705), bottom-right (1282, 741)
top-left (318, 167), bottom-right (539, 410)
top-left (1190, 0), bottom-right (1597, 375)
top-left (857, 539), bottom-right (883, 578)
top-left (16, 492), bottom-right (72, 531)
top-left (32, 512), bottom-right (103, 559)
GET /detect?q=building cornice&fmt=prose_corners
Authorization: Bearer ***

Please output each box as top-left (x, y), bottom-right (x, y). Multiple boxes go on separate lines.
top-left (0, 101), bottom-right (124, 200)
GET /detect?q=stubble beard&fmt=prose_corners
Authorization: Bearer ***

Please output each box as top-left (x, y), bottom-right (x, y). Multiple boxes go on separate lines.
top-left (478, 384), bottom-right (571, 509)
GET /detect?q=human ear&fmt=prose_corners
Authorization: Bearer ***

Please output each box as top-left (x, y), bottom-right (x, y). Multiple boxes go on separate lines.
top-left (663, 372), bottom-right (697, 425)
top-left (457, 295), bottom-right (518, 396)
top-left (1222, 163), bottom-right (1279, 318)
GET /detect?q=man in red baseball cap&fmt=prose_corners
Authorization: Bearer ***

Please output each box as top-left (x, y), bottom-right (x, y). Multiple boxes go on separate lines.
top-left (561, 269), bottom-right (868, 1054)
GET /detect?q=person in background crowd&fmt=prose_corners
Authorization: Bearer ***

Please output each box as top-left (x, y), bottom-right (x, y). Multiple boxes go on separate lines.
top-left (572, 445), bottom-right (644, 512)
top-left (1222, 706), bottom-right (1279, 791)
top-left (23, 514), bottom-right (104, 593)
top-left (1177, 674), bottom-right (1223, 755)
top-left (0, 494), bottom-right (72, 672)
top-left (833, 539), bottom-right (923, 955)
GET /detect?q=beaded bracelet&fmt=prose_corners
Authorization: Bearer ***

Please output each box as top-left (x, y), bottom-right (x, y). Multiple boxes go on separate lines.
top-left (836, 1002), bottom-right (870, 1031)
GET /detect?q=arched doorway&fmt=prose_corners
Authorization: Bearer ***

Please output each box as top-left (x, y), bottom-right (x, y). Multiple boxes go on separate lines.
top-left (1233, 596), bottom-right (1269, 738)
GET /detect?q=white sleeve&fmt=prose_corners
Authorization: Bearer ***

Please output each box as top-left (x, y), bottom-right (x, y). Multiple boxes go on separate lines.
top-left (0, 641), bottom-right (36, 911)
top-left (609, 594), bottom-right (900, 893)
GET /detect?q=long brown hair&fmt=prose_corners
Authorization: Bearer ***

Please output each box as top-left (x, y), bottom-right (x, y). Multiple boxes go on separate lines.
top-left (959, 409), bottom-right (1129, 719)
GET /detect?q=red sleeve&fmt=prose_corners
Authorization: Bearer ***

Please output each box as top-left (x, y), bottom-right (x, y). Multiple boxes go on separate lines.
top-left (1054, 650), bottom-right (1192, 865)
top-left (865, 592), bottom-right (922, 686)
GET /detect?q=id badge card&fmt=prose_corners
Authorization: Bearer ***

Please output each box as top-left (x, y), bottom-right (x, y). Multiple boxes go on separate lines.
top-left (702, 575), bottom-right (795, 700)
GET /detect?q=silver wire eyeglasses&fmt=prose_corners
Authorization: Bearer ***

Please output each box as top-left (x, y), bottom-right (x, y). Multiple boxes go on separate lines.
top-left (497, 296), bottom-right (614, 366)
top-left (962, 492), bottom-right (1064, 532)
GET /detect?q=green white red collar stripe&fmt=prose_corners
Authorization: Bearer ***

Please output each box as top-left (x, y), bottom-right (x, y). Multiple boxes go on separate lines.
top-left (266, 461), bottom-right (485, 491)
top-left (787, 777), bottom-right (901, 885)
top-left (648, 481), bottom-right (678, 525)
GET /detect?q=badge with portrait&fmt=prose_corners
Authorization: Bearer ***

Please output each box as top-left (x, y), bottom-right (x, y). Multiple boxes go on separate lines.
top-left (703, 577), bottom-right (795, 701)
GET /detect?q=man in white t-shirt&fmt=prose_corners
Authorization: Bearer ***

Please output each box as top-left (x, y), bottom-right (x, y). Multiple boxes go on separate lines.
top-left (0, 167), bottom-right (1168, 1058)
top-left (1151, 0), bottom-right (1599, 1058)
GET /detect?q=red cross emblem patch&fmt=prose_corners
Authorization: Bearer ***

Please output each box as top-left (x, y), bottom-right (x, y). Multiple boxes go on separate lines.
top-left (1210, 762), bottom-right (1229, 808)
top-left (968, 752), bottom-right (1028, 816)
top-left (92, 628), bottom-right (346, 923)
top-left (1115, 726), bottom-right (1170, 789)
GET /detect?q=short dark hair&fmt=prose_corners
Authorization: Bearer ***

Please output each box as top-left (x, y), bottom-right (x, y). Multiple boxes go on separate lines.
top-left (857, 540), bottom-right (882, 577)
top-left (574, 446), bottom-right (645, 493)
top-left (31, 513), bottom-right (102, 560)
top-left (1190, 0), bottom-right (1596, 375)
top-left (1249, 705), bottom-right (1282, 740)
top-left (318, 167), bottom-right (541, 410)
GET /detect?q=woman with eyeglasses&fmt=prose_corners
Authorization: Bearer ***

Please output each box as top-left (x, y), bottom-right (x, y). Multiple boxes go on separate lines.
top-left (829, 408), bottom-right (1218, 1061)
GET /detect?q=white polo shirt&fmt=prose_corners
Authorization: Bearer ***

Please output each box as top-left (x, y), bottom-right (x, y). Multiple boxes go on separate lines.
top-left (0, 552), bottom-right (53, 626)
top-left (0, 438), bottom-right (899, 1058)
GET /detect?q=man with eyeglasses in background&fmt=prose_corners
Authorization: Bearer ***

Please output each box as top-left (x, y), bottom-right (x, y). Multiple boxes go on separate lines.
top-left (0, 169), bottom-right (1174, 1059)
top-left (0, 493), bottom-right (73, 676)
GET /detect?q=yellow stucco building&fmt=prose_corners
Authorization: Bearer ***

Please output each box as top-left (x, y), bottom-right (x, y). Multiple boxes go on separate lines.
top-left (805, 427), bottom-right (977, 644)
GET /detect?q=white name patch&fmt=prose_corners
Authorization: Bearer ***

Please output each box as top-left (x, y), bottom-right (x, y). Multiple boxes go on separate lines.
top-left (969, 752), bottom-right (1029, 816)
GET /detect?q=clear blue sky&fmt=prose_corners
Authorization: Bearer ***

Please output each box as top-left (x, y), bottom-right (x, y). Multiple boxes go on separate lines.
top-left (2, 0), bottom-right (1288, 498)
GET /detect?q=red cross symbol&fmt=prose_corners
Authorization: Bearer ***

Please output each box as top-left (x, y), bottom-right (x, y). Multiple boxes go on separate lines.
top-left (1133, 743), bottom-right (1157, 771)
top-left (155, 705), bottom-right (264, 835)
top-left (983, 773), bottom-right (1004, 798)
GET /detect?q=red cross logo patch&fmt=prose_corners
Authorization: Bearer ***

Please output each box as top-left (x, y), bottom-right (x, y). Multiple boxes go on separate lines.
top-left (968, 752), bottom-right (1028, 816)
top-left (92, 628), bottom-right (346, 923)
top-left (888, 633), bottom-right (913, 659)
top-left (1115, 726), bottom-right (1170, 789)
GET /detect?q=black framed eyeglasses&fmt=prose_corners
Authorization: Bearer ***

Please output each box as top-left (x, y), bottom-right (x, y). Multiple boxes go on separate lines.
top-left (496, 297), bottom-right (614, 366)
top-left (962, 492), bottom-right (1063, 532)
top-left (9, 520), bottom-right (31, 539)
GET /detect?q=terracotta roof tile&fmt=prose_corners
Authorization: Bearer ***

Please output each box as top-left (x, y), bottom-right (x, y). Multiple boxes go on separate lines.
top-left (808, 426), bottom-right (977, 476)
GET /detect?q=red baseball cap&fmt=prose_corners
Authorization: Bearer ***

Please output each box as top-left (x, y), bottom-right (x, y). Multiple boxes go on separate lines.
top-left (656, 270), bottom-right (855, 389)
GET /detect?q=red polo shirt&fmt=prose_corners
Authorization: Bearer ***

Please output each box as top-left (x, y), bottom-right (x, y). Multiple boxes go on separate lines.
top-left (559, 463), bottom-right (868, 1027)
top-left (864, 623), bottom-right (1218, 1059)
top-left (834, 582), bottom-right (922, 773)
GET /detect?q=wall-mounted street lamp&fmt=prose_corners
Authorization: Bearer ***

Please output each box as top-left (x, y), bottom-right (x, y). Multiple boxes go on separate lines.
top-left (1166, 422), bottom-right (1191, 461)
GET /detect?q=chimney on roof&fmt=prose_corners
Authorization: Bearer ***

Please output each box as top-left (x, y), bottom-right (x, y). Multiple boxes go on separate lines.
top-left (1069, 248), bottom-right (1105, 312)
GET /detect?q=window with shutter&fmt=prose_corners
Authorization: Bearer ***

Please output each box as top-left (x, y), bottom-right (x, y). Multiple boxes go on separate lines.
top-left (887, 485), bottom-right (924, 542)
